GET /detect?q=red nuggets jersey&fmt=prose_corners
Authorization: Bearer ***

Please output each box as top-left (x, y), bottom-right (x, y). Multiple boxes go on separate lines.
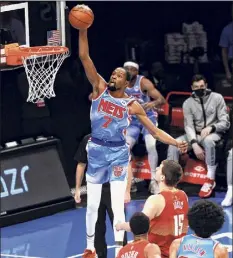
top-left (117, 239), bottom-right (149, 258)
top-left (148, 189), bottom-right (189, 258)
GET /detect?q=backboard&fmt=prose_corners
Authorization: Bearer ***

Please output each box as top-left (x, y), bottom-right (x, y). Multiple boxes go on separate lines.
top-left (0, 1), bottom-right (70, 71)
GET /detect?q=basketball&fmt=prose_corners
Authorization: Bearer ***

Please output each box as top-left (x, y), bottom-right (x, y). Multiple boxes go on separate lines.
top-left (68, 5), bottom-right (94, 30)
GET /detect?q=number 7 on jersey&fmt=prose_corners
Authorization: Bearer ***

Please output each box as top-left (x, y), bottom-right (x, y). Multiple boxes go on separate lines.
top-left (102, 116), bottom-right (113, 128)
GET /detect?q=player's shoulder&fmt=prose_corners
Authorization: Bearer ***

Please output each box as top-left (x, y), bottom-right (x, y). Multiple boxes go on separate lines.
top-left (171, 237), bottom-right (183, 247)
top-left (144, 242), bottom-right (161, 257)
top-left (128, 99), bottom-right (144, 115)
top-left (147, 193), bottom-right (165, 203)
top-left (215, 243), bottom-right (228, 257)
top-left (169, 238), bottom-right (183, 256)
top-left (140, 76), bottom-right (153, 87)
top-left (151, 193), bottom-right (166, 207)
top-left (177, 189), bottom-right (189, 206)
top-left (177, 188), bottom-right (188, 197)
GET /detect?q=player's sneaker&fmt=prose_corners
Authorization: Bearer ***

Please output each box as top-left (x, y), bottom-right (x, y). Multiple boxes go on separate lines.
top-left (82, 249), bottom-right (97, 258)
top-left (221, 189), bottom-right (232, 207)
top-left (199, 178), bottom-right (216, 198)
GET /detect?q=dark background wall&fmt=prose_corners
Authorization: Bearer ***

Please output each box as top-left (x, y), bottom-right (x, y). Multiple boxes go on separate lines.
top-left (1, 1), bottom-right (232, 187)
top-left (67, 1), bottom-right (231, 77)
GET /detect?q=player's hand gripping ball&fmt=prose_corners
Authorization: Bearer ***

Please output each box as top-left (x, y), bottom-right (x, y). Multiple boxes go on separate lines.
top-left (68, 4), bottom-right (94, 30)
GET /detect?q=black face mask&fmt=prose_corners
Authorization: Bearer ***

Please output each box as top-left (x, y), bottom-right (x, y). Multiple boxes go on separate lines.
top-left (194, 89), bottom-right (206, 98)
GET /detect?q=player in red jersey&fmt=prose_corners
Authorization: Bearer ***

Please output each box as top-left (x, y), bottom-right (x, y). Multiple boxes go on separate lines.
top-left (117, 212), bottom-right (161, 258)
top-left (116, 160), bottom-right (189, 258)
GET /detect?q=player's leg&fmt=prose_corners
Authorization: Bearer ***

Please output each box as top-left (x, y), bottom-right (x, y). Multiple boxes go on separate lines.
top-left (199, 133), bottom-right (221, 197)
top-left (94, 185), bottom-right (107, 258)
top-left (145, 134), bottom-right (159, 194)
top-left (106, 181), bottom-right (128, 248)
top-left (125, 123), bottom-right (140, 149)
top-left (84, 142), bottom-right (108, 256)
top-left (144, 134), bottom-right (158, 174)
top-left (86, 182), bottom-right (102, 253)
top-left (110, 180), bottom-right (127, 256)
top-left (222, 148), bottom-right (232, 206)
top-left (109, 149), bottom-right (129, 257)
top-left (142, 116), bottom-right (159, 193)
top-left (126, 123), bottom-right (141, 192)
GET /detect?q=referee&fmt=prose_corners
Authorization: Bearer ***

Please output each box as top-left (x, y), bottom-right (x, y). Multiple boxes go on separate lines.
top-left (74, 134), bottom-right (130, 258)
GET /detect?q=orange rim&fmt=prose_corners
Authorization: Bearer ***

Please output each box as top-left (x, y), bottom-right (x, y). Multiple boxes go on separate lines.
top-left (5, 45), bottom-right (69, 66)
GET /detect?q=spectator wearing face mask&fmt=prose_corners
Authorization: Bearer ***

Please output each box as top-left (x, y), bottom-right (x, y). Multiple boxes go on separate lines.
top-left (167, 74), bottom-right (230, 198)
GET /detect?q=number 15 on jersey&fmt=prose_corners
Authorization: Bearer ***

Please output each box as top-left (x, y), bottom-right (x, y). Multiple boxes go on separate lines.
top-left (174, 214), bottom-right (184, 236)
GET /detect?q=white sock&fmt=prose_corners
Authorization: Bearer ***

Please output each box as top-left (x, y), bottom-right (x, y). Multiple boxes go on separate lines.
top-left (110, 180), bottom-right (126, 257)
top-left (227, 185), bottom-right (232, 195)
top-left (207, 165), bottom-right (217, 180)
top-left (86, 182), bottom-right (102, 251)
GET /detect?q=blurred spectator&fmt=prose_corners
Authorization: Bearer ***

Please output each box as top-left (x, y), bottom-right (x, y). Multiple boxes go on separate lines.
top-left (149, 62), bottom-right (168, 96)
top-left (167, 74), bottom-right (230, 198)
top-left (219, 4), bottom-right (233, 81)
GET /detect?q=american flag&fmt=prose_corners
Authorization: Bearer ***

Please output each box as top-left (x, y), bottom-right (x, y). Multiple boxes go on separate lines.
top-left (47, 30), bottom-right (61, 46)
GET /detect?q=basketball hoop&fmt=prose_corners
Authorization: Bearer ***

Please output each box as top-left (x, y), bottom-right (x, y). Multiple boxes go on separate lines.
top-left (4, 44), bottom-right (69, 103)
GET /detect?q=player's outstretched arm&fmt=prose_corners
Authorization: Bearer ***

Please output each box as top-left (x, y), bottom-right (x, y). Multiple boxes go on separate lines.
top-left (144, 243), bottom-right (161, 258)
top-left (169, 238), bottom-right (182, 258)
top-left (130, 101), bottom-right (188, 152)
top-left (79, 28), bottom-right (106, 97)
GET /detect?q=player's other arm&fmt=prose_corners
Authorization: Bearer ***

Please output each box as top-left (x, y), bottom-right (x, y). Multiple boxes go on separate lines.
top-left (116, 195), bottom-right (163, 232)
top-left (215, 243), bottom-right (228, 258)
top-left (74, 163), bottom-right (86, 203)
top-left (130, 102), bottom-right (188, 152)
top-left (169, 238), bottom-right (182, 258)
top-left (144, 243), bottom-right (161, 258)
top-left (79, 29), bottom-right (106, 97)
top-left (141, 77), bottom-right (166, 108)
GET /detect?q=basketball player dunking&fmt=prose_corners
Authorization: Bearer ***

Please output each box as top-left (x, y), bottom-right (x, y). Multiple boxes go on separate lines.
top-left (124, 61), bottom-right (166, 194)
top-left (116, 160), bottom-right (189, 258)
top-left (117, 212), bottom-right (161, 258)
top-left (78, 7), bottom-right (188, 257)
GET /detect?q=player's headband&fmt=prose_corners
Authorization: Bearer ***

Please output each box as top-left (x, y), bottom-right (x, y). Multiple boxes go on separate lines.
top-left (123, 61), bottom-right (139, 70)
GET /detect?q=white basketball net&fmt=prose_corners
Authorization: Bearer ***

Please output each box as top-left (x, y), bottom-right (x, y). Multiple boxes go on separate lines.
top-left (22, 49), bottom-right (69, 103)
